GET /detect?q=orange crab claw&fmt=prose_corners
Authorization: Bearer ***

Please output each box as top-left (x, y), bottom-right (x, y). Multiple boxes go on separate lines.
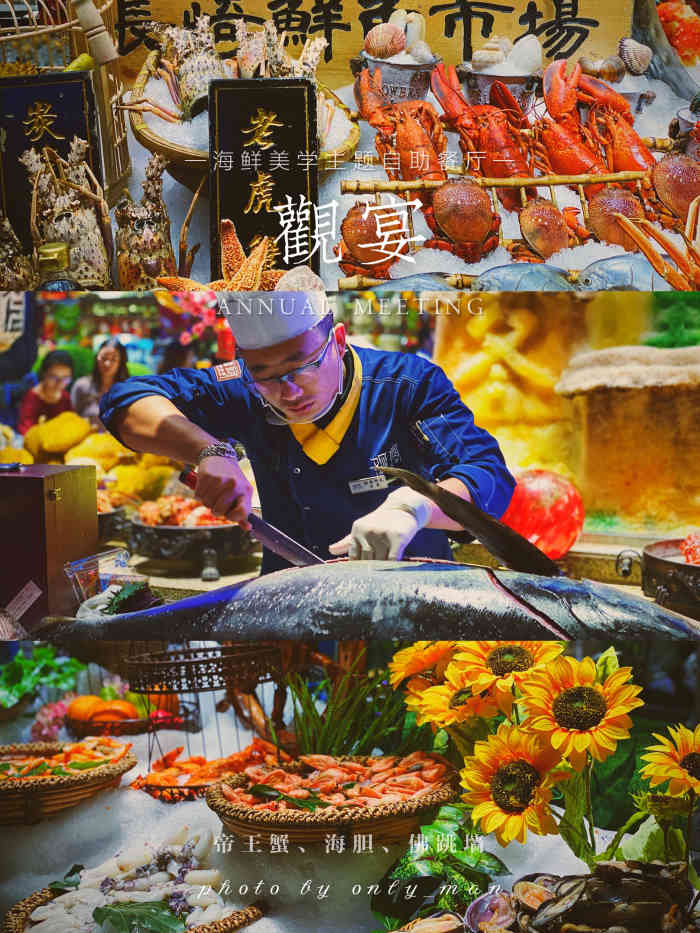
top-left (542, 59), bottom-right (581, 121)
top-left (430, 62), bottom-right (473, 125)
top-left (613, 213), bottom-right (697, 290)
top-left (353, 67), bottom-right (388, 125)
top-left (577, 73), bottom-right (632, 120)
top-left (118, 97), bottom-right (181, 123)
top-left (490, 80), bottom-right (528, 128)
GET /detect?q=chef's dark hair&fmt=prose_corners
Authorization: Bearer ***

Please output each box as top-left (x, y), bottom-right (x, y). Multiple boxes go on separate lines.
top-left (38, 349), bottom-right (74, 380)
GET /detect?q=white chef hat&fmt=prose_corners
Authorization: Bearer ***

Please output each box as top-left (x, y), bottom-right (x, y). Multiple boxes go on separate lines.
top-left (218, 268), bottom-right (331, 350)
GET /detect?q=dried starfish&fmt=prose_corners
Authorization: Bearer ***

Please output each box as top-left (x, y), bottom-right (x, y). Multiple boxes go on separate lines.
top-left (157, 218), bottom-right (286, 291)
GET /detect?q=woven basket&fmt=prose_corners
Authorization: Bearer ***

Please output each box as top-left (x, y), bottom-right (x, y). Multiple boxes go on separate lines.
top-left (124, 644), bottom-right (283, 694)
top-left (2, 888), bottom-right (265, 933)
top-left (206, 756), bottom-right (459, 845)
top-left (0, 741), bottom-right (137, 825)
top-left (128, 51), bottom-right (360, 191)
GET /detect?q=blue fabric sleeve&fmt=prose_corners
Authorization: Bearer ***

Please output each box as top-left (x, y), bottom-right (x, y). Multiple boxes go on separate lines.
top-left (99, 367), bottom-right (255, 447)
top-left (406, 357), bottom-right (516, 518)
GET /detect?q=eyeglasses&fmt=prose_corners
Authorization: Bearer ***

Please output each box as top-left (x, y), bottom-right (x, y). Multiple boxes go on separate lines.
top-left (44, 373), bottom-right (72, 386)
top-left (244, 331), bottom-right (336, 392)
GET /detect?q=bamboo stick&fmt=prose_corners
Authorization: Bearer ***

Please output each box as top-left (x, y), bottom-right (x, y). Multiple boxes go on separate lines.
top-left (336, 269), bottom-right (583, 291)
top-left (341, 170), bottom-right (648, 195)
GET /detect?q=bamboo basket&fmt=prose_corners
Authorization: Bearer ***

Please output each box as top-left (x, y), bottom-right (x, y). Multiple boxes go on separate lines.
top-left (206, 756), bottom-right (460, 846)
top-left (128, 51), bottom-right (360, 191)
top-left (0, 0), bottom-right (131, 205)
top-left (0, 741), bottom-right (137, 825)
top-left (2, 888), bottom-right (265, 933)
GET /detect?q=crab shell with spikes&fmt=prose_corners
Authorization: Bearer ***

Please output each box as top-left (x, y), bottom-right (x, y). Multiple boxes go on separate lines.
top-left (614, 196), bottom-right (700, 290)
top-left (156, 218), bottom-right (287, 292)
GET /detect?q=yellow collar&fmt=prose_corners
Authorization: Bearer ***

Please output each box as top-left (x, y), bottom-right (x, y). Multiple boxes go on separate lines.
top-left (289, 346), bottom-right (362, 465)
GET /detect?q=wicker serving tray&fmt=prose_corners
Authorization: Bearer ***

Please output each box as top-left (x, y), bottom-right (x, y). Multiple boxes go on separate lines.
top-left (2, 888), bottom-right (265, 933)
top-left (0, 742), bottom-right (137, 825)
top-left (124, 644), bottom-right (283, 694)
top-left (206, 756), bottom-right (459, 845)
top-left (128, 52), bottom-right (360, 190)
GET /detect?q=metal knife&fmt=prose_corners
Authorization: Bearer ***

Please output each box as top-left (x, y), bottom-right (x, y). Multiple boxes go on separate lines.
top-left (179, 468), bottom-right (325, 567)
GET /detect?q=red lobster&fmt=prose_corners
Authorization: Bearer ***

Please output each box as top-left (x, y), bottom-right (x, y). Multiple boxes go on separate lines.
top-left (430, 62), bottom-right (536, 213)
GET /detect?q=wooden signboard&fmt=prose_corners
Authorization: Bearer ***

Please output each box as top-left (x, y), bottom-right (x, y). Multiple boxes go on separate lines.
top-left (118, 0), bottom-right (635, 89)
top-left (209, 77), bottom-right (320, 279)
top-left (0, 72), bottom-right (102, 251)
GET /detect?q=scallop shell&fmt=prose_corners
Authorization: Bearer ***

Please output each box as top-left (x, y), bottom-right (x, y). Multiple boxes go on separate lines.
top-left (619, 37), bottom-right (653, 75)
top-left (364, 22), bottom-right (405, 59)
top-left (407, 39), bottom-right (435, 64)
top-left (578, 54), bottom-right (625, 83)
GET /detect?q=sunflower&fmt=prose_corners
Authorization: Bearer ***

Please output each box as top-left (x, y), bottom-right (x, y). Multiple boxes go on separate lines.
top-left (640, 723), bottom-right (700, 797)
top-left (450, 642), bottom-right (566, 716)
top-left (389, 642), bottom-right (457, 689)
top-left (519, 656), bottom-right (643, 771)
top-left (411, 673), bottom-right (500, 728)
top-left (461, 721), bottom-right (567, 846)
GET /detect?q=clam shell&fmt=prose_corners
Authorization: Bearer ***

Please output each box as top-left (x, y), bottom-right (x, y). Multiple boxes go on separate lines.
top-left (405, 11), bottom-right (426, 46)
top-left (472, 48), bottom-right (507, 68)
top-left (407, 39), bottom-right (435, 64)
top-left (579, 55), bottom-right (625, 82)
top-left (619, 37), bottom-right (652, 75)
top-left (364, 23), bottom-right (405, 59)
top-left (388, 9), bottom-right (408, 31)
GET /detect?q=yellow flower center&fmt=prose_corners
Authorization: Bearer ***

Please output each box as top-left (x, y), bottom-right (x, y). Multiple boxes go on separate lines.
top-left (490, 760), bottom-right (540, 813)
top-left (552, 686), bottom-right (606, 730)
top-left (486, 645), bottom-right (534, 677)
top-left (680, 752), bottom-right (700, 780)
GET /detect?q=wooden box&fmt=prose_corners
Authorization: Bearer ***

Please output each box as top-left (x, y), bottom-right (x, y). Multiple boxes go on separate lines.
top-left (0, 465), bottom-right (98, 633)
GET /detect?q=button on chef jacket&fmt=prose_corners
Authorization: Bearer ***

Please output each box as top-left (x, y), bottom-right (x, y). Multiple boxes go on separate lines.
top-left (100, 344), bottom-right (516, 575)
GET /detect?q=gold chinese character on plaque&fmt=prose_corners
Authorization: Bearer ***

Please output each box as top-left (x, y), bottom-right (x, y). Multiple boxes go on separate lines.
top-left (244, 171), bottom-right (275, 214)
top-left (242, 108), bottom-right (283, 151)
top-left (22, 101), bottom-right (65, 142)
top-left (249, 232), bottom-right (280, 265)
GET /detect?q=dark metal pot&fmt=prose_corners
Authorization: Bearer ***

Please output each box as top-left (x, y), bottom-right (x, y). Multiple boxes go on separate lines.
top-left (128, 519), bottom-right (253, 582)
top-left (616, 539), bottom-right (700, 621)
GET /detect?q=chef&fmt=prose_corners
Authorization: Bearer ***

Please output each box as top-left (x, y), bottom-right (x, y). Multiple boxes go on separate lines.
top-left (100, 279), bottom-right (515, 574)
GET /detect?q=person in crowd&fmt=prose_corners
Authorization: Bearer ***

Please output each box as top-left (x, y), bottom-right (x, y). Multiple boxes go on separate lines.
top-left (17, 349), bottom-right (74, 434)
top-left (70, 338), bottom-right (130, 430)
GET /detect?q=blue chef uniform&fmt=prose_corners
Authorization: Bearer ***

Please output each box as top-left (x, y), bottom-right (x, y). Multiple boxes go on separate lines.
top-left (100, 345), bottom-right (516, 575)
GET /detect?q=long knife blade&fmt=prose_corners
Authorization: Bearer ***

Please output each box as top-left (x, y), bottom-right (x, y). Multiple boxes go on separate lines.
top-left (179, 469), bottom-right (324, 566)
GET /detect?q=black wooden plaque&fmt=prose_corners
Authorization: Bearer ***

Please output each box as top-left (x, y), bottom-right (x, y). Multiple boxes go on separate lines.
top-left (208, 77), bottom-right (319, 281)
top-left (0, 72), bottom-right (102, 251)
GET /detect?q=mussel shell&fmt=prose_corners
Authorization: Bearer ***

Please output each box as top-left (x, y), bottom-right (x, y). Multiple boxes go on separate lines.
top-left (515, 875), bottom-right (561, 892)
top-left (568, 899), bottom-right (669, 928)
top-left (530, 880), bottom-right (586, 930)
top-left (588, 186), bottom-right (644, 252)
top-left (407, 912), bottom-right (465, 932)
top-left (652, 154), bottom-right (700, 222)
top-left (433, 180), bottom-right (495, 245)
top-left (519, 197), bottom-right (569, 259)
top-left (512, 882), bottom-right (555, 913)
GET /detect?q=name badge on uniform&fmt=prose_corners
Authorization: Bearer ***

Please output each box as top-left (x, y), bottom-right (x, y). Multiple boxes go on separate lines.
top-left (214, 361), bottom-right (242, 381)
top-left (349, 474), bottom-right (389, 494)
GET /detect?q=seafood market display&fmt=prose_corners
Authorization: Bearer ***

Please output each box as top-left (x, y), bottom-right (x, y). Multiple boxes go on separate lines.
top-left (137, 495), bottom-right (233, 527)
top-left (0, 737), bottom-right (132, 780)
top-left (466, 861), bottom-right (697, 933)
top-left (21, 827), bottom-right (258, 930)
top-left (218, 751), bottom-right (453, 812)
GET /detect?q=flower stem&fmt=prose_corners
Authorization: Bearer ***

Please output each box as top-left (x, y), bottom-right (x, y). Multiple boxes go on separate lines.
top-left (584, 755), bottom-right (596, 854)
top-left (686, 791), bottom-right (695, 867)
top-left (512, 691), bottom-right (520, 726)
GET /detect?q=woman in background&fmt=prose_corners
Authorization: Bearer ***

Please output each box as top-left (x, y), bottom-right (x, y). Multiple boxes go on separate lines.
top-left (71, 338), bottom-right (130, 430)
top-left (17, 349), bottom-right (74, 434)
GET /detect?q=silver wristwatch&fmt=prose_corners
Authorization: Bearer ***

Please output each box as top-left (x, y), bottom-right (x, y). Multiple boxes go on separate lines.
top-left (195, 442), bottom-right (238, 464)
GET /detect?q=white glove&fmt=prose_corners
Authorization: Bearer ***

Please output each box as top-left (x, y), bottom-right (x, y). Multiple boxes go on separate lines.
top-left (328, 487), bottom-right (434, 560)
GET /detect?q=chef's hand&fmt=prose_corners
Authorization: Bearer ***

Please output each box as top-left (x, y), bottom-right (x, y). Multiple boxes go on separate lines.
top-left (328, 487), bottom-right (434, 560)
top-left (194, 455), bottom-right (253, 530)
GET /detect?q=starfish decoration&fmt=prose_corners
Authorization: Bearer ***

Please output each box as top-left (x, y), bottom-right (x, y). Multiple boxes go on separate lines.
top-left (157, 218), bottom-right (287, 291)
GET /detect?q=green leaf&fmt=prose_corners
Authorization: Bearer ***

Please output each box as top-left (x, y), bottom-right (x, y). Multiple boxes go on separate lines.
top-left (617, 815), bottom-right (684, 862)
top-left (248, 783), bottom-right (330, 812)
top-left (51, 767), bottom-right (71, 776)
top-left (598, 810), bottom-right (648, 861)
top-left (93, 902), bottom-right (185, 933)
top-left (67, 760), bottom-right (109, 770)
top-left (435, 804), bottom-right (470, 826)
top-left (557, 769), bottom-right (595, 866)
top-left (595, 646), bottom-right (619, 681)
top-left (0, 762), bottom-right (10, 772)
top-left (49, 864), bottom-right (84, 893)
top-left (25, 762), bottom-right (49, 777)
top-left (410, 859), bottom-right (437, 876)
top-left (100, 685), bottom-right (120, 701)
top-left (446, 719), bottom-right (491, 761)
top-left (451, 849), bottom-right (510, 876)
